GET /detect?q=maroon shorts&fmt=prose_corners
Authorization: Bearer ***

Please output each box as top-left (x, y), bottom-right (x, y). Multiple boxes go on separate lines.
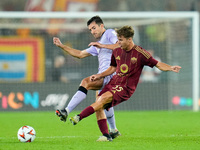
top-left (98, 84), bottom-right (134, 110)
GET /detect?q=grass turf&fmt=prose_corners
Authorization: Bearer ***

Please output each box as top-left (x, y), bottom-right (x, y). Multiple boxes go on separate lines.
top-left (0, 111), bottom-right (200, 150)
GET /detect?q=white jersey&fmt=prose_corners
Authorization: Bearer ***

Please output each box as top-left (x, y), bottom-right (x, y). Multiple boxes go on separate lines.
top-left (86, 29), bottom-right (118, 74)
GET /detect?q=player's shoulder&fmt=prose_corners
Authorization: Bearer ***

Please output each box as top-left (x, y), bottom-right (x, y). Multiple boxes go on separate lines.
top-left (113, 47), bottom-right (122, 53)
top-left (105, 29), bottom-right (117, 36)
top-left (134, 45), bottom-right (151, 59)
top-left (106, 28), bottom-right (115, 32)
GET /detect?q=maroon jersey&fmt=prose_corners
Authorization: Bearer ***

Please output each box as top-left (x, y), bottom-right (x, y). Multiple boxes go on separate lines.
top-left (99, 45), bottom-right (158, 108)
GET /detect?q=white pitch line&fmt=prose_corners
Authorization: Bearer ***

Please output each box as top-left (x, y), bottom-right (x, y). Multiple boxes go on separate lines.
top-left (37, 136), bottom-right (83, 138)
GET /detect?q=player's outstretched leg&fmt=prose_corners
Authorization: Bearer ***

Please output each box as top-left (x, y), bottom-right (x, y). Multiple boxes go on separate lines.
top-left (65, 86), bottom-right (88, 114)
top-left (55, 109), bottom-right (68, 122)
top-left (69, 105), bottom-right (95, 125)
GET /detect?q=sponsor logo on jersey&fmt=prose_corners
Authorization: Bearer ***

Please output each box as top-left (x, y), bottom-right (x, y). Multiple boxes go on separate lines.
top-left (116, 56), bottom-right (120, 60)
top-left (120, 64), bottom-right (128, 73)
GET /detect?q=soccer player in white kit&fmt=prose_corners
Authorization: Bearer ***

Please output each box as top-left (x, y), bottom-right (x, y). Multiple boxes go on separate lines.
top-left (53, 16), bottom-right (120, 139)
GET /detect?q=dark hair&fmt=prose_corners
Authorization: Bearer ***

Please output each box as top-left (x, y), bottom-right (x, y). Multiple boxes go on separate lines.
top-left (115, 25), bottom-right (134, 39)
top-left (87, 15), bottom-right (104, 26)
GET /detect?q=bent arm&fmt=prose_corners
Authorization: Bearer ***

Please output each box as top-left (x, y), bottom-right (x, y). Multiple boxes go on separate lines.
top-left (90, 66), bottom-right (116, 81)
top-left (88, 42), bottom-right (119, 50)
top-left (100, 66), bottom-right (116, 77)
top-left (61, 45), bottom-right (91, 59)
top-left (156, 62), bottom-right (181, 73)
top-left (53, 37), bottom-right (91, 59)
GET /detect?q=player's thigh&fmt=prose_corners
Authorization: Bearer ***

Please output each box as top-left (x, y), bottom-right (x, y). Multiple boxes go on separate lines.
top-left (99, 91), bottom-right (113, 105)
top-left (93, 91), bottom-right (113, 110)
top-left (80, 76), bottom-right (104, 90)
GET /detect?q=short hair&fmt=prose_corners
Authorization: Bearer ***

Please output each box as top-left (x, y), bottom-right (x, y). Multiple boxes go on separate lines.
top-left (87, 15), bottom-right (104, 26)
top-left (115, 26), bottom-right (134, 39)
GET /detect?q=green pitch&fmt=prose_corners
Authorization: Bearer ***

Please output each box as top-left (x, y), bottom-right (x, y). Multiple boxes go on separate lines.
top-left (0, 111), bottom-right (200, 150)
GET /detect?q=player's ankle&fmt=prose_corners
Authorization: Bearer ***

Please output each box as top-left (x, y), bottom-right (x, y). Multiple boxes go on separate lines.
top-left (65, 108), bottom-right (69, 114)
top-left (110, 128), bottom-right (117, 133)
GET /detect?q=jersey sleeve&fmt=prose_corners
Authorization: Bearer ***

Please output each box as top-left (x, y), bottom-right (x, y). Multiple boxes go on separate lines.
top-left (107, 29), bottom-right (118, 44)
top-left (145, 57), bottom-right (158, 68)
top-left (110, 53), bottom-right (117, 67)
top-left (142, 50), bottom-right (158, 68)
top-left (86, 46), bottom-right (98, 56)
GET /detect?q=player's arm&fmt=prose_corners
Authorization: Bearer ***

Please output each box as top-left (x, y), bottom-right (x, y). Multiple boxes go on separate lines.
top-left (53, 37), bottom-right (91, 59)
top-left (90, 66), bottom-right (116, 81)
top-left (156, 61), bottom-right (181, 73)
top-left (99, 66), bottom-right (116, 78)
top-left (88, 42), bottom-right (119, 50)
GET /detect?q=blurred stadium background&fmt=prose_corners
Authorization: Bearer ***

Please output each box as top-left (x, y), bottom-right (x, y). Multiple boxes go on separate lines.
top-left (0, 0), bottom-right (199, 112)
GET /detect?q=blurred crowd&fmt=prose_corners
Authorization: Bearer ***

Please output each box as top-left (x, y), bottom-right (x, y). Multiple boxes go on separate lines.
top-left (0, 0), bottom-right (199, 83)
top-left (0, 0), bottom-right (199, 12)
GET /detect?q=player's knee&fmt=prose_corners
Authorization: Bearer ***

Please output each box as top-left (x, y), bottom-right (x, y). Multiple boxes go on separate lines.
top-left (92, 101), bottom-right (104, 111)
top-left (80, 77), bottom-right (90, 88)
top-left (100, 94), bottom-right (112, 105)
top-left (95, 100), bottom-right (104, 108)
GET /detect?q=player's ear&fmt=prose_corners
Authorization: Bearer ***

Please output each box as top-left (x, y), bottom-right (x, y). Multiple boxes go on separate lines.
top-left (128, 37), bottom-right (132, 42)
top-left (100, 23), bottom-right (104, 28)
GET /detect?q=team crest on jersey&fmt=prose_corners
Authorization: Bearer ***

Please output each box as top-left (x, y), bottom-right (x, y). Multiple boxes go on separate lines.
top-left (131, 57), bottom-right (137, 64)
top-left (116, 56), bottom-right (120, 60)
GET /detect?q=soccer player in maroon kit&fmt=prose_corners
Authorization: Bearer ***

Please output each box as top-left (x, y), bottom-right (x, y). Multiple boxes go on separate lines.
top-left (70, 25), bottom-right (182, 141)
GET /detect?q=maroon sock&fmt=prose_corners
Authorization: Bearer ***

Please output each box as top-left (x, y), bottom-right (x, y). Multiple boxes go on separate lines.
top-left (97, 119), bottom-right (109, 135)
top-left (79, 106), bottom-right (95, 120)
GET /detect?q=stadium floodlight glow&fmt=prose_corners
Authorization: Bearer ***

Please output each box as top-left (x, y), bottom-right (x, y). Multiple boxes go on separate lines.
top-left (0, 11), bottom-right (198, 111)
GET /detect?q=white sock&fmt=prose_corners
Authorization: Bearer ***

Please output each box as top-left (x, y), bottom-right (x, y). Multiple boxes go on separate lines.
top-left (65, 90), bottom-right (87, 114)
top-left (104, 107), bottom-right (117, 130)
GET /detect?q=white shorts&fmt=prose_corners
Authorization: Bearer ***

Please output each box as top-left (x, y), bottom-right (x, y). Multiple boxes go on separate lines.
top-left (98, 73), bottom-right (115, 94)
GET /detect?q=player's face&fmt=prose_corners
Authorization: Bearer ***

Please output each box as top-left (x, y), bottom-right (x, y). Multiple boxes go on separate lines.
top-left (118, 36), bottom-right (130, 50)
top-left (88, 21), bottom-right (104, 39)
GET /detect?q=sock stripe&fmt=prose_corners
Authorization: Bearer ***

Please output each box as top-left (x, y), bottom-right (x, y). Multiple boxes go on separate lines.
top-left (78, 86), bottom-right (88, 94)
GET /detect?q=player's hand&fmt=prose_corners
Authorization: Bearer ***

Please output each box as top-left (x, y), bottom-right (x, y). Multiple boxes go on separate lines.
top-left (88, 42), bottom-right (103, 48)
top-left (53, 37), bottom-right (63, 48)
top-left (90, 74), bottom-right (101, 82)
top-left (171, 66), bottom-right (182, 73)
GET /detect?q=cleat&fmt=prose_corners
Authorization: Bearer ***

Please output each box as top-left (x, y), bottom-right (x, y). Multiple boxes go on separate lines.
top-left (55, 109), bottom-right (68, 122)
top-left (69, 115), bottom-right (80, 125)
top-left (96, 135), bottom-right (112, 142)
top-left (109, 130), bottom-right (121, 139)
